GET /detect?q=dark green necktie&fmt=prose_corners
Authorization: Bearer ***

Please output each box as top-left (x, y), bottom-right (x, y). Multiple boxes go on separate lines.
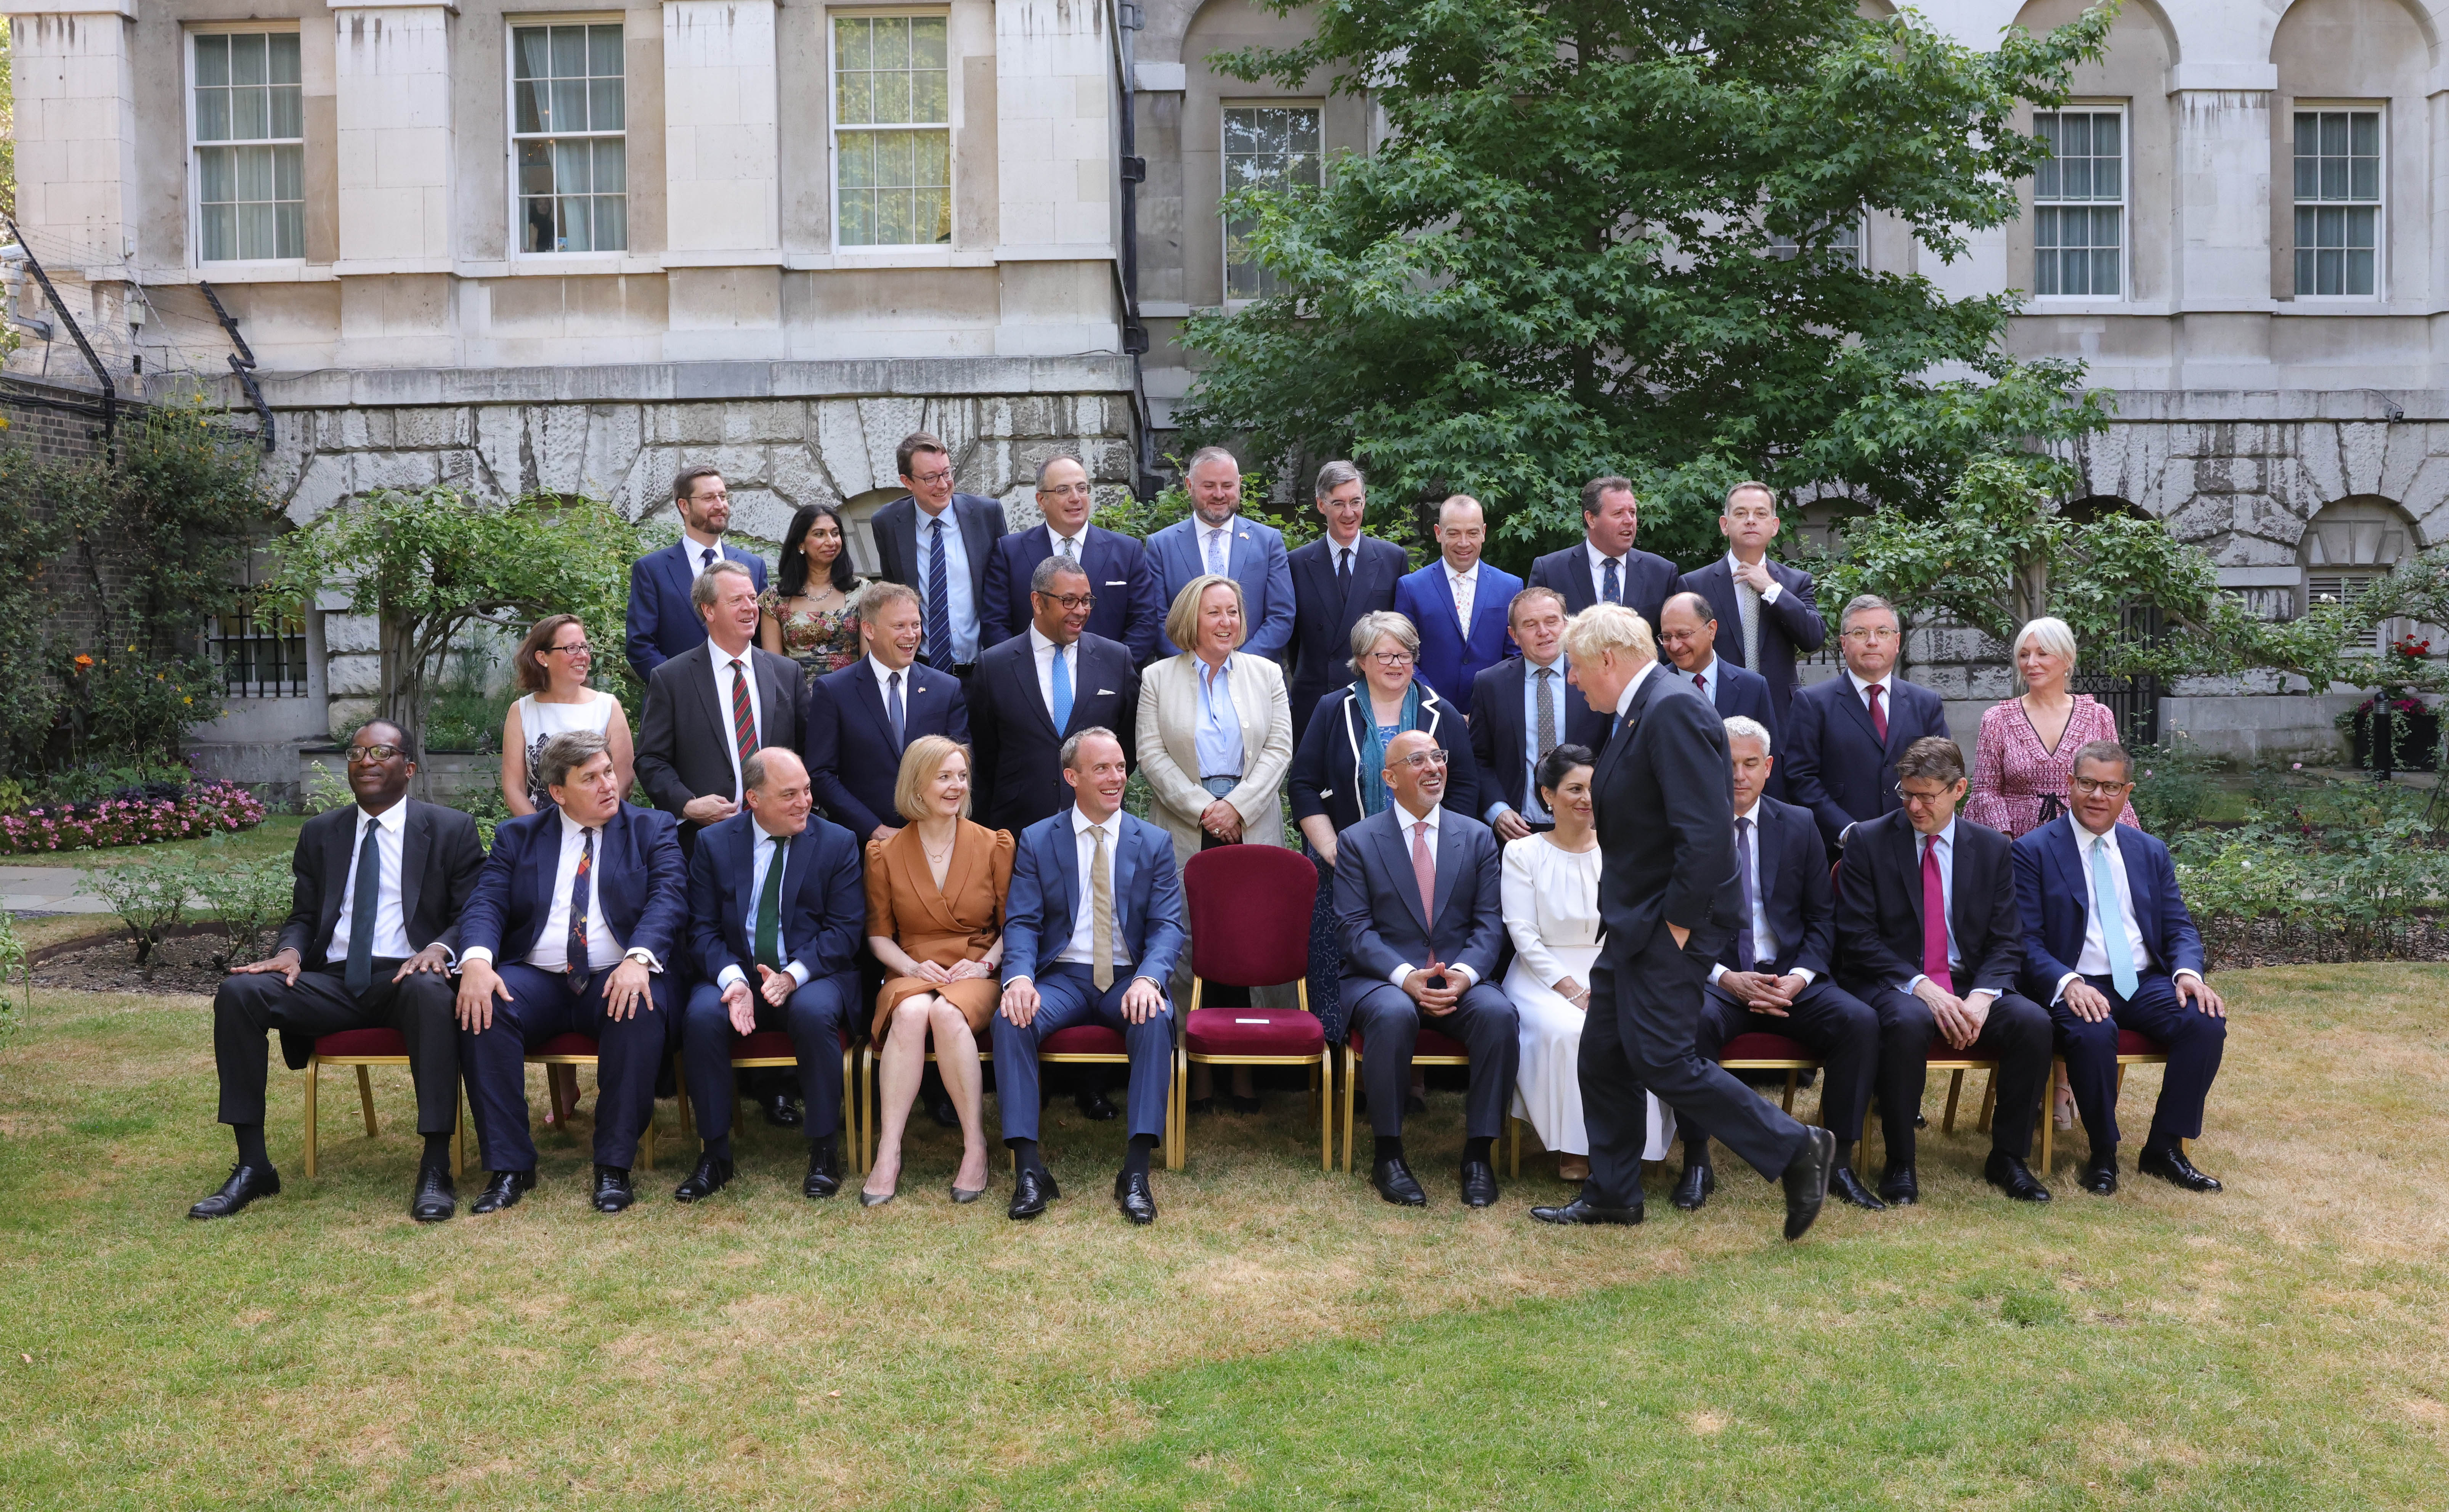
top-left (753, 835), bottom-right (786, 971)
top-left (343, 814), bottom-right (380, 995)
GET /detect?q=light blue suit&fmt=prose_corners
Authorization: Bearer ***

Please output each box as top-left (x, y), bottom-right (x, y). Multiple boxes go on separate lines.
top-left (1146, 512), bottom-right (1297, 663)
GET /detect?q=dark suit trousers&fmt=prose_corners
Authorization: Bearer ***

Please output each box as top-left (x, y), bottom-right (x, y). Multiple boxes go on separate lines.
top-left (213, 965), bottom-right (459, 1134)
top-left (1685, 978), bottom-right (1878, 1157)
top-left (990, 965), bottom-right (1173, 1143)
top-left (1342, 978), bottom-right (1519, 1140)
top-left (461, 961), bottom-right (672, 1172)
top-left (680, 972), bottom-right (858, 1145)
top-left (2049, 971), bottom-right (2225, 1150)
top-left (1873, 986), bottom-right (2050, 1167)
top-left (1583, 928), bottom-right (1810, 1206)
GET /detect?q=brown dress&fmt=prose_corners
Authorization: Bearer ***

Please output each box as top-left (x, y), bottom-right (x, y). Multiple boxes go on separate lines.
top-left (864, 821), bottom-right (1016, 1038)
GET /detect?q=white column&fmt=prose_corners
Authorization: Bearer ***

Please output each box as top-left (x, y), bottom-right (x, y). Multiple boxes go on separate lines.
top-left (329, 2), bottom-right (457, 273)
top-left (995, 0), bottom-right (1114, 255)
top-left (661, 0), bottom-right (781, 263)
top-left (2167, 64), bottom-right (2279, 311)
top-left (6, 1), bottom-right (141, 279)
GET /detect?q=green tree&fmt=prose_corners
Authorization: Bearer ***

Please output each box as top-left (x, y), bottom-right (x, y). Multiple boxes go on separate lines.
top-left (269, 487), bottom-right (646, 744)
top-left (1179, 0), bottom-right (2117, 567)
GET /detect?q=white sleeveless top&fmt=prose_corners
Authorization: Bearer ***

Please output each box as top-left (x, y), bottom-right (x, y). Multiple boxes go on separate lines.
top-left (516, 691), bottom-right (618, 809)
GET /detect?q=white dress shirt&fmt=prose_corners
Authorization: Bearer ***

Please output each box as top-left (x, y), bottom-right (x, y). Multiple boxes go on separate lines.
top-left (1724, 549), bottom-right (1785, 604)
top-left (1198, 518), bottom-right (1237, 578)
top-left (461, 809), bottom-right (646, 974)
top-left (1445, 560), bottom-right (1481, 631)
top-left (1045, 522), bottom-right (1088, 561)
top-left (1847, 667), bottom-right (1891, 716)
top-left (715, 825), bottom-right (814, 994)
top-left (1385, 798), bottom-right (1477, 989)
top-left (1487, 654), bottom-right (1569, 827)
top-left (1611, 657), bottom-right (1663, 721)
top-left (326, 799), bottom-right (412, 963)
top-left (1028, 624), bottom-right (1078, 723)
top-left (706, 641), bottom-right (764, 803)
top-left (1901, 819), bottom-right (1992, 1006)
top-left (682, 530), bottom-right (725, 580)
top-left (1680, 653), bottom-right (1725, 706)
top-left (2056, 814), bottom-right (2199, 1003)
top-left (915, 502), bottom-right (978, 664)
top-left (1056, 806), bottom-right (1136, 971)
top-left (1584, 540), bottom-right (1627, 600)
top-left (1709, 798), bottom-right (1813, 988)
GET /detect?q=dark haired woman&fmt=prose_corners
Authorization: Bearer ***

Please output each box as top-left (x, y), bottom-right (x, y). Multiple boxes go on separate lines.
top-left (759, 502), bottom-right (868, 677)
top-left (499, 613), bottom-right (634, 815)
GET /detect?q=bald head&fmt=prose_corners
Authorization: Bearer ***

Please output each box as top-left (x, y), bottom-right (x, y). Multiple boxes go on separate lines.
top-left (1657, 591), bottom-right (1719, 673)
top-left (743, 746), bottom-right (813, 837)
top-left (1383, 728), bottom-right (1449, 815)
top-left (1435, 494), bottom-right (1486, 573)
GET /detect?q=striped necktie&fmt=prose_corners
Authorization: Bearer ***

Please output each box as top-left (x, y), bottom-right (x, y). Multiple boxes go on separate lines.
top-left (728, 658), bottom-right (758, 775)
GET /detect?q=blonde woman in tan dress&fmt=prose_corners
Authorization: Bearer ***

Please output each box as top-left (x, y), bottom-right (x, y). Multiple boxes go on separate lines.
top-left (862, 734), bottom-right (1016, 1205)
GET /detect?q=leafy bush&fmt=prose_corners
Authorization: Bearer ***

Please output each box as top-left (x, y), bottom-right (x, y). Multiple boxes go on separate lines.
top-left (0, 779), bottom-right (265, 855)
top-left (85, 856), bottom-right (195, 973)
top-left (2127, 734), bottom-right (2220, 836)
top-left (189, 842), bottom-right (294, 968)
top-left (446, 783), bottom-right (514, 850)
top-left (0, 908), bottom-right (28, 1039)
top-left (2171, 772), bottom-right (2449, 958)
top-left (298, 763), bottom-right (354, 817)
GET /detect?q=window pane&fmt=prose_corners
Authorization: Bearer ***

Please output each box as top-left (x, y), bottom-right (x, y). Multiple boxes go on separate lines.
top-left (555, 138), bottom-right (592, 196)
top-left (912, 17), bottom-right (947, 68)
top-left (522, 195), bottom-right (557, 254)
top-left (1223, 105), bottom-right (1324, 295)
top-left (196, 34), bottom-right (229, 88)
top-left (916, 186), bottom-right (949, 244)
top-left (273, 143), bottom-right (302, 201)
top-left (838, 70), bottom-right (873, 127)
top-left (2351, 155), bottom-right (2378, 201)
top-left (238, 201), bottom-right (276, 260)
top-left (515, 80), bottom-right (544, 135)
top-left (234, 87), bottom-right (270, 141)
top-left (593, 194), bottom-right (627, 251)
top-left (552, 79), bottom-right (587, 134)
top-left (591, 77), bottom-right (624, 133)
top-left (916, 129), bottom-right (950, 187)
top-left (551, 26), bottom-right (586, 78)
top-left (874, 68), bottom-right (911, 124)
top-left (518, 141), bottom-right (556, 197)
top-left (2321, 112), bottom-right (2346, 156)
top-left (2294, 153), bottom-right (2317, 201)
top-left (2321, 156), bottom-right (2346, 199)
top-left (876, 130), bottom-right (914, 188)
top-left (836, 17), bottom-right (870, 72)
top-left (872, 16), bottom-right (909, 71)
top-left (232, 33), bottom-right (266, 87)
top-left (2346, 248), bottom-right (2375, 296)
top-left (198, 145), bottom-right (234, 204)
top-left (2295, 246), bottom-right (2316, 298)
top-left (556, 193), bottom-right (590, 254)
top-left (202, 202), bottom-right (236, 263)
top-left (515, 27), bottom-right (551, 81)
top-left (235, 144), bottom-right (273, 201)
top-left (196, 88), bottom-right (231, 143)
top-left (913, 67), bottom-right (947, 122)
top-left (839, 132), bottom-right (875, 189)
top-left (2063, 154), bottom-right (2091, 200)
top-left (269, 85), bottom-right (302, 140)
top-left (841, 191), bottom-right (875, 247)
top-left (589, 25), bottom-right (624, 78)
top-left (269, 32), bottom-right (300, 85)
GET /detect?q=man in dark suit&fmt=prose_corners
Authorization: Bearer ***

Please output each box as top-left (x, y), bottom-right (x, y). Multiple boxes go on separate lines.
top-left (1146, 446), bottom-right (1296, 661)
top-left (1392, 494), bottom-right (1523, 709)
top-left (993, 729), bottom-right (1188, 1224)
top-left (1527, 475), bottom-right (1680, 632)
top-left (1471, 586), bottom-right (1611, 838)
top-left (2014, 740), bottom-right (2227, 1196)
top-left (636, 559), bottom-right (809, 858)
top-left (455, 730), bottom-right (688, 1216)
top-left (189, 720), bottom-right (485, 1223)
top-left (1336, 729), bottom-right (1519, 1208)
top-left (1286, 460), bottom-right (1406, 742)
top-left (867, 430), bottom-right (1009, 678)
top-left (1530, 603), bottom-right (1837, 1238)
top-left (803, 581), bottom-right (971, 845)
top-left (1834, 737), bottom-right (2054, 1204)
top-left (1674, 716), bottom-right (1886, 1213)
top-left (1783, 594), bottom-right (1950, 858)
top-left (1675, 480), bottom-right (1825, 725)
top-left (676, 748), bottom-right (867, 1205)
top-left (625, 465), bottom-right (770, 685)
top-left (1655, 591), bottom-right (1778, 732)
top-left (969, 554), bottom-right (1141, 832)
top-left (979, 454), bottom-right (1162, 663)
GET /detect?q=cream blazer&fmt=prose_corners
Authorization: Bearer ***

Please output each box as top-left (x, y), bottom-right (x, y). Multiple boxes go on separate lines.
top-left (1136, 650), bottom-right (1295, 870)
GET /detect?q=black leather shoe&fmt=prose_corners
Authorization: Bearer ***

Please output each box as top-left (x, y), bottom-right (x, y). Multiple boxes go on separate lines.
top-left (1075, 1089), bottom-right (1119, 1122)
top-left (1008, 1167), bottom-right (1059, 1220)
top-left (927, 1095), bottom-right (961, 1129)
top-left (1113, 1168), bottom-right (1157, 1225)
top-left (1187, 1096), bottom-right (1216, 1116)
top-left (188, 1163), bottom-right (279, 1220)
top-left (1878, 1164), bottom-right (1919, 1206)
top-left (1984, 1151), bottom-right (2052, 1202)
top-left (1459, 1159), bottom-right (1498, 1209)
top-left (1529, 1197), bottom-right (1643, 1225)
top-left (804, 1150), bottom-right (842, 1200)
top-left (674, 1155), bottom-right (734, 1203)
top-left (410, 1166), bottom-right (456, 1223)
top-left (2138, 1143), bottom-right (2221, 1193)
top-left (762, 1094), bottom-right (802, 1129)
top-left (1405, 1093), bottom-right (1429, 1116)
top-left (1829, 1167), bottom-right (1887, 1212)
top-left (592, 1164), bottom-right (636, 1213)
top-left (471, 1170), bottom-right (535, 1214)
top-left (2080, 1153), bottom-right (2119, 1196)
top-left (1780, 1127), bottom-right (1838, 1241)
top-left (1671, 1163), bottom-right (1715, 1212)
top-left (1372, 1157), bottom-right (1427, 1207)
top-left (1231, 1095), bottom-right (1263, 1115)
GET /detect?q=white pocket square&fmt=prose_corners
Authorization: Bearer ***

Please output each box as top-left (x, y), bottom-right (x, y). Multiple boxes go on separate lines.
top-left (1104, 580), bottom-right (1128, 586)
top-left (1096, 689), bottom-right (1115, 696)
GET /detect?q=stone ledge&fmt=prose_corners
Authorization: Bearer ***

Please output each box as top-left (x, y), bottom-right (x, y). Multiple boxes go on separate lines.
top-left (166, 356), bottom-right (1139, 412)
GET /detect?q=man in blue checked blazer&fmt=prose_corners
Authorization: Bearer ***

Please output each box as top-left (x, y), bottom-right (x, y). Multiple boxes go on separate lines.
top-left (625, 464), bottom-right (769, 685)
top-left (1145, 447), bottom-right (1295, 662)
top-left (980, 454), bottom-right (1164, 664)
top-left (992, 729), bottom-right (1186, 1226)
top-left (1393, 495), bottom-right (1523, 709)
top-left (802, 583), bottom-right (971, 844)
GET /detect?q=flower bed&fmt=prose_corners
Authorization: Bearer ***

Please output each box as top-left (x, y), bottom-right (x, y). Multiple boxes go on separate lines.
top-left (0, 780), bottom-right (267, 855)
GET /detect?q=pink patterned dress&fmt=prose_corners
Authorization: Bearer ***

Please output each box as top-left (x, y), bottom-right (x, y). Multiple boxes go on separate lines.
top-left (1964, 695), bottom-right (2141, 839)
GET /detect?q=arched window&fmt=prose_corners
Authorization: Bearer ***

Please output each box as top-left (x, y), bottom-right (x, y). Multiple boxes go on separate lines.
top-left (2300, 496), bottom-right (2415, 652)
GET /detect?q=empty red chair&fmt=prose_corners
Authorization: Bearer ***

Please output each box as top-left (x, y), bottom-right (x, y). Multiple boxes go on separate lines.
top-left (1181, 846), bottom-right (1330, 1171)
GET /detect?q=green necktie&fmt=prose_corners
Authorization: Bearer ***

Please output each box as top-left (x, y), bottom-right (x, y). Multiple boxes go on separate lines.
top-left (753, 835), bottom-right (786, 972)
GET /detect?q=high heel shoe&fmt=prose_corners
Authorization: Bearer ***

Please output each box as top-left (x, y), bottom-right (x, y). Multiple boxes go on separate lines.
top-left (859, 1186), bottom-right (897, 1207)
top-left (950, 1181), bottom-right (985, 1204)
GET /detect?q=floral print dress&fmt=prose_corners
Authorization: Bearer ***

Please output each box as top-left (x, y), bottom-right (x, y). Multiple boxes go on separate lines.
top-left (761, 585), bottom-right (865, 677)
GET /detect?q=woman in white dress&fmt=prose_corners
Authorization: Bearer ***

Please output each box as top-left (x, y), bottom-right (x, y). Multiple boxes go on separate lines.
top-left (1502, 744), bottom-right (1673, 1181)
top-left (500, 613), bottom-right (637, 815)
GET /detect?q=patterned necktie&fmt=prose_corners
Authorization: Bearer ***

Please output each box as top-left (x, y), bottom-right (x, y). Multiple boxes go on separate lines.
top-left (1412, 821), bottom-right (1436, 925)
top-left (1733, 816), bottom-right (1757, 973)
top-left (1050, 645), bottom-right (1074, 732)
top-left (1738, 571), bottom-right (1762, 670)
top-left (1533, 666), bottom-right (1557, 759)
top-left (1090, 825), bottom-right (1115, 991)
top-left (1337, 546), bottom-right (1352, 595)
top-left (886, 669), bottom-right (907, 751)
top-left (1866, 682), bottom-right (1889, 744)
top-left (728, 658), bottom-right (758, 774)
top-left (567, 826), bottom-right (596, 981)
top-left (1920, 834), bottom-right (1953, 996)
top-left (1452, 570), bottom-right (1473, 631)
top-left (1602, 555), bottom-right (1621, 606)
top-left (1060, 533), bottom-right (1076, 562)
top-left (2091, 834), bottom-right (2141, 999)
top-left (1204, 525), bottom-right (1226, 577)
top-left (924, 517), bottom-right (951, 666)
top-left (343, 815), bottom-right (380, 995)
top-left (754, 834), bottom-right (786, 972)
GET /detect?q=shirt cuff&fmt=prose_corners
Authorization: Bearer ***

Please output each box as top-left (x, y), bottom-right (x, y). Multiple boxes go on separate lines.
top-left (1389, 962), bottom-right (1414, 990)
top-left (1449, 962), bottom-right (1478, 988)
top-left (462, 946), bottom-right (496, 967)
top-left (717, 964), bottom-right (746, 993)
top-left (624, 947), bottom-right (662, 974)
top-left (1788, 967), bottom-right (1815, 986)
top-left (2173, 967), bottom-right (2202, 984)
top-left (1966, 988), bottom-right (1996, 1008)
top-left (2052, 971), bottom-right (2079, 1005)
top-left (1708, 963), bottom-right (1727, 985)
top-left (787, 960), bottom-right (811, 987)
top-left (1484, 802), bottom-right (1515, 824)
top-left (1904, 974), bottom-right (1926, 996)
top-left (1759, 582), bottom-right (1783, 604)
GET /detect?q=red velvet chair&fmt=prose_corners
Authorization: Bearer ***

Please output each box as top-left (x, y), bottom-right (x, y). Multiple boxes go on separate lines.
top-left (301, 1028), bottom-right (464, 1179)
top-left (1178, 846), bottom-right (1331, 1170)
top-left (526, 1032), bottom-right (656, 1170)
top-left (1044, 1023), bottom-right (1179, 1170)
top-left (677, 1029), bottom-right (863, 1174)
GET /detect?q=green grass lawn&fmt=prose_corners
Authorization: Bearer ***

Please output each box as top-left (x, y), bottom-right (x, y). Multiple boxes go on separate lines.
top-left (5, 813), bottom-right (310, 871)
top-left (2, 964), bottom-right (2444, 1509)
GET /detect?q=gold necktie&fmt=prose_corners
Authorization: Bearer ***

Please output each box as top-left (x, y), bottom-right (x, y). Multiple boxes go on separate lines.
top-left (1091, 825), bottom-right (1115, 991)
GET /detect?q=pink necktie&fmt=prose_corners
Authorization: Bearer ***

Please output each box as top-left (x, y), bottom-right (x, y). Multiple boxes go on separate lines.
top-left (1920, 834), bottom-right (1954, 995)
top-left (1412, 821), bottom-right (1436, 925)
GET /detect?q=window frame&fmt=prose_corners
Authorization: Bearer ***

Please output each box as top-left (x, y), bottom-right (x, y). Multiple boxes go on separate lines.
top-left (2290, 102), bottom-right (2386, 303)
top-left (1767, 214), bottom-right (1867, 274)
top-left (504, 13), bottom-right (631, 264)
top-left (1220, 98), bottom-right (1325, 308)
top-left (2029, 102), bottom-right (2129, 303)
top-left (826, 8), bottom-right (957, 254)
top-left (184, 22), bottom-right (308, 271)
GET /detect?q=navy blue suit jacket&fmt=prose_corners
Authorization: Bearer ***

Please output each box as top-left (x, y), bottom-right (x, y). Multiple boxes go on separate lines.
top-left (2012, 818), bottom-right (2204, 1003)
top-left (801, 658), bottom-right (972, 838)
top-left (1332, 803), bottom-right (1505, 988)
top-left (1783, 673), bottom-right (1951, 857)
top-left (1392, 562), bottom-right (1524, 710)
top-left (1285, 533), bottom-right (1407, 738)
top-left (460, 803), bottom-right (687, 971)
top-left (868, 493), bottom-right (1009, 666)
top-left (685, 810), bottom-right (865, 990)
top-left (966, 631), bottom-right (1141, 834)
top-left (1677, 556), bottom-right (1825, 723)
top-left (979, 523), bottom-right (1164, 665)
top-left (1000, 810), bottom-right (1186, 989)
top-left (1291, 683), bottom-right (1480, 837)
top-left (1724, 794), bottom-right (1834, 978)
top-left (1467, 655), bottom-right (1613, 823)
top-left (1528, 543), bottom-right (1680, 634)
top-left (1146, 513), bottom-right (1296, 662)
top-left (626, 541), bottom-right (769, 684)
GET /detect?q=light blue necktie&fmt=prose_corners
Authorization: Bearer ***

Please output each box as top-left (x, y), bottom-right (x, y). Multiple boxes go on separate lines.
top-left (1050, 645), bottom-right (1074, 732)
top-left (1204, 525), bottom-right (1225, 577)
top-left (2090, 834), bottom-right (2140, 1000)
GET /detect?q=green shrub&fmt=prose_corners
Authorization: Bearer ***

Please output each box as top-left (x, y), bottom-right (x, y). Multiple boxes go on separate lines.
top-left (84, 855), bottom-right (196, 973)
top-left (2128, 734), bottom-right (2219, 835)
top-left (446, 782), bottom-right (514, 850)
top-left (0, 908), bottom-right (29, 1038)
top-left (299, 763), bottom-right (353, 816)
top-left (189, 841), bottom-right (294, 968)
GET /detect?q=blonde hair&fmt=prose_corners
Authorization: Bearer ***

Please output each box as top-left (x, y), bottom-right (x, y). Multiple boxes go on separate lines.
top-left (2012, 616), bottom-right (2079, 686)
top-left (1561, 602), bottom-right (1656, 665)
top-left (893, 735), bottom-right (972, 823)
top-left (1165, 573), bottom-right (1248, 655)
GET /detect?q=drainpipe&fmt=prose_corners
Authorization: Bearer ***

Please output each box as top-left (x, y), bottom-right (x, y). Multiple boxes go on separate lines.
top-left (1113, 2), bottom-right (1158, 500)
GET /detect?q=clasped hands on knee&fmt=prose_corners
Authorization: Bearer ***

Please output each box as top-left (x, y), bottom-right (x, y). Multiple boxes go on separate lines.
top-left (1402, 960), bottom-right (1462, 1016)
top-left (1720, 970), bottom-right (1806, 1016)
top-left (720, 965), bottom-right (798, 1034)
top-left (1915, 978), bottom-right (1992, 1050)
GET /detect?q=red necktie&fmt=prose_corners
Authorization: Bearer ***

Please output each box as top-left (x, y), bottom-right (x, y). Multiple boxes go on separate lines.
top-left (729, 658), bottom-right (759, 773)
top-left (1867, 682), bottom-right (1888, 744)
top-left (1694, 672), bottom-right (1707, 698)
top-left (1920, 834), bottom-right (1953, 995)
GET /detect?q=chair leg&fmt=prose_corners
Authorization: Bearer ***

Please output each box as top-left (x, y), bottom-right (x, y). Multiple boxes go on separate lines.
top-left (1781, 1069), bottom-right (1798, 1114)
top-left (356, 1065), bottom-right (379, 1138)
top-left (1168, 1044), bottom-right (1186, 1172)
top-left (640, 1088), bottom-right (655, 1172)
top-left (676, 1055), bottom-right (693, 1138)
top-left (1508, 1115), bottom-right (1520, 1180)
top-left (1318, 1056), bottom-right (1331, 1172)
top-left (1977, 1071), bottom-right (1998, 1135)
top-left (843, 1049), bottom-right (864, 1176)
top-left (1341, 1045), bottom-right (1357, 1173)
top-left (452, 1085), bottom-right (465, 1179)
top-left (303, 1060), bottom-right (320, 1179)
top-left (1942, 1070), bottom-right (1964, 1134)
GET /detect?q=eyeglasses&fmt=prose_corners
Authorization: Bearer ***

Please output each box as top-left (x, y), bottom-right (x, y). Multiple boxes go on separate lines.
top-left (1366, 650), bottom-right (1416, 667)
top-left (1037, 592), bottom-right (1095, 612)
top-left (1039, 483), bottom-right (1093, 499)
top-left (346, 744), bottom-right (404, 764)
top-left (1898, 787), bottom-right (1957, 807)
top-left (909, 468), bottom-right (955, 487)
top-left (689, 491), bottom-right (730, 506)
top-left (1842, 628), bottom-right (1900, 643)
top-left (549, 643), bottom-right (593, 657)
top-left (2071, 778), bottom-right (2133, 797)
top-left (1389, 750), bottom-right (1449, 770)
